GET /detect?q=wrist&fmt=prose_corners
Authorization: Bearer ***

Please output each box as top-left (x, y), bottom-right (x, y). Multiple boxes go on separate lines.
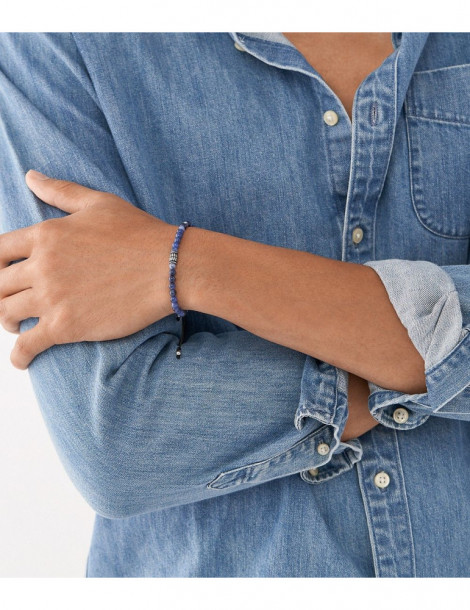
top-left (341, 374), bottom-right (378, 441)
top-left (172, 225), bottom-right (225, 314)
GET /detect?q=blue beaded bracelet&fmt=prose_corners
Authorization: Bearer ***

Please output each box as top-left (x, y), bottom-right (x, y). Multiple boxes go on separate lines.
top-left (169, 221), bottom-right (191, 358)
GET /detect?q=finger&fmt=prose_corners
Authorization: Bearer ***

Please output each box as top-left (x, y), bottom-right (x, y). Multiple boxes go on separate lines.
top-left (10, 318), bottom-right (54, 370)
top-left (0, 288), bottom-right (36, 334)
top-left (25, 170), bottom-right (101, 214)
top-left (0, 259), bottom-right (32, 298)
top-left (0, 226), bottom-right (35, 268)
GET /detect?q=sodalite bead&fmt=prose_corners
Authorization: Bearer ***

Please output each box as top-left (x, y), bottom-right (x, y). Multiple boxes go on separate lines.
top-left (168, 221), bottom-right (191, 358)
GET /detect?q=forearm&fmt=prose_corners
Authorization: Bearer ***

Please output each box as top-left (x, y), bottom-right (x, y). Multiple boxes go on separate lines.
top-left (177, 226), bottom-right (427, 395)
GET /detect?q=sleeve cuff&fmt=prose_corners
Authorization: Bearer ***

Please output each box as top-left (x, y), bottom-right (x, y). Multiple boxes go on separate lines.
top-left (363, 259), bottom-right (470, 429)
top-left (295, 356), bottom-right (363, 484)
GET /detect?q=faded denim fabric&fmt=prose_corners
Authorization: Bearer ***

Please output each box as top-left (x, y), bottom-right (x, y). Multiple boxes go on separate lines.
top-left (0, 32), bottom-right (470, 577)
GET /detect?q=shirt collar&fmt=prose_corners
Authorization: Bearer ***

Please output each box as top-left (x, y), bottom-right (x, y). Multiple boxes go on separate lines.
top-left (235, 32), bottom-right (296, 47)
top-left (228, 33), bottom-right (429, 106)
top-left (229, 32), bottom-right (406, 52)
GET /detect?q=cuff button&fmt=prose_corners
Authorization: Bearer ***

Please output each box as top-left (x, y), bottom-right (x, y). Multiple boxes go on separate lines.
top-left (393, 407), bottom-right (409, 424)
top-left (316, 442), bottom-right (330, 456)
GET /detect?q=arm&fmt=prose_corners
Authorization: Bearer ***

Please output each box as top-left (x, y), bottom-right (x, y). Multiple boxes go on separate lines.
top-left (175, 226), bottom-right (427, 395)
top-left (176, 224), bottom-right (470, 432)
top-left (0, 32), bottom-right (362, 518)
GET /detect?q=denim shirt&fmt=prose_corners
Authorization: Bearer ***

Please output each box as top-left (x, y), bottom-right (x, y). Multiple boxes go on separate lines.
top-left (0, 32), bottom-right (470, 577)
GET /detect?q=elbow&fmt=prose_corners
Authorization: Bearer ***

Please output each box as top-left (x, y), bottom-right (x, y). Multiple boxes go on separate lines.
top-left (82, 485), bottom-right (144, 520)
top-left (65, 448), bottom-right (167, 519)
top-left (75, 453), bottom-right (203, 518)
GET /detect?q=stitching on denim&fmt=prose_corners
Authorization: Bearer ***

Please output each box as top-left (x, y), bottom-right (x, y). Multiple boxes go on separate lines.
top-left (237, 34), bottom-right (298, 52)
top-left (405, 101), bottom-right (470, 240)
top-left (370, 49), bottom-right (400, 224)
top-left (393, 429), bottom-right (417, 576)
top-left (407, 113), bottom-right (470, 128)
top-left (371, 408), bottom-right (430, 430)
top-left (426, 322), bottom-right (470, 375)
top-left (413, 62), bottom-right (470, 75)
top-left (206, 423), bottom-right (329, 490)
top-left (356, 459), bottom-right (381, 576)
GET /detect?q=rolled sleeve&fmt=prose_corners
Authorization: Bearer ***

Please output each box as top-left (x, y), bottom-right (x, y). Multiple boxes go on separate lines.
top-left (295, 356), bottom-right (363, 484)
top-left (362, 259), bottom-right (470, 429)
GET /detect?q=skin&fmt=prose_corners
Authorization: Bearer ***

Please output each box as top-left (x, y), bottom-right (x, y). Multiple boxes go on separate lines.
top-left (0, 34), bottom-right (425, 443)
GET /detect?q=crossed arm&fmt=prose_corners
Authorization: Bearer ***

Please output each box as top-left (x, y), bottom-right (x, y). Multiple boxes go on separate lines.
top-left (4, 33), bottom-right (469, 519)
top-left (0, 170), bottom-right (426, 441)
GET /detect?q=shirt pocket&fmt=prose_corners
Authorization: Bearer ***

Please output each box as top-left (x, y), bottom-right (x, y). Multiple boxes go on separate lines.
top-left (405, 63), bottom-right (470, 239)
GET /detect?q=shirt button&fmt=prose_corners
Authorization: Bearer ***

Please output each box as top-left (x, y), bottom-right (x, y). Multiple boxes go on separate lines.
top-left (308, 468), bottom-right (319, 476)
top-left (323, 110), bottom-right (339, 126)
top-left (393, 407), bottom-right (409, 424)
top-left (374, 471), bottom-right (391, 489)
top-left (234, 41), bottom-right (245, 52)
top-left (352, 227), bottom-right (364, 244)
top-left (316, 442), bottom-right (330, 456)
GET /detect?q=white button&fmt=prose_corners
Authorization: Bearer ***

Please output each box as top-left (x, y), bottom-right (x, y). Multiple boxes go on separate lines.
top-left (323, 110), bottom-right (339, 126)
top-left (308, 468), bottom-right (319, 476)
top-left (374, 471), bottom-right (390, 489)
top-left (393, 407), bottom-right (409, 424)
top-left (316, 442), bottom-right (330, 456)
top-left (352, 227), bottom-right (364, 244)
top-left (234, 41), bottom-right (245, 52)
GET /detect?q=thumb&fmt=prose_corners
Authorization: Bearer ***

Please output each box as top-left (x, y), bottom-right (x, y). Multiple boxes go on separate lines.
top-left (25, 170), bottom-right (101, 214)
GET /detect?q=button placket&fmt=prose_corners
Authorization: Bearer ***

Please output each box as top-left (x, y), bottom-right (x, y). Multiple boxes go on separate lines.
top-left (341, 52), bottom-right (400, 265)
top-left (356, 425), bottom-right (417, 577)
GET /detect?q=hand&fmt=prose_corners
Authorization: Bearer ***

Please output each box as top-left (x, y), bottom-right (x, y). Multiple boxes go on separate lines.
top-left (0, 170), bottom-right (179, 369)
top-left (341, 372), bottom-right (380, 441)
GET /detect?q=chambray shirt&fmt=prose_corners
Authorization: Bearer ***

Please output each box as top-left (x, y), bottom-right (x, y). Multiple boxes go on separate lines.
top-left (1, 32), bottom-right (470, 578)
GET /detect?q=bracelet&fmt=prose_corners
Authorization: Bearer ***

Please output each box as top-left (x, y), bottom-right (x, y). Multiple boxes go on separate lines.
top-left (169, 221), bottom-right (191, 358)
